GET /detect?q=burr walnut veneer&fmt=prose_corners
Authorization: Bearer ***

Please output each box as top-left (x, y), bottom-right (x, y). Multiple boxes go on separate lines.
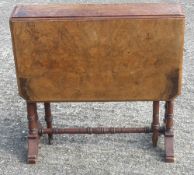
top-left (10, 4), bottom-right (184, 164)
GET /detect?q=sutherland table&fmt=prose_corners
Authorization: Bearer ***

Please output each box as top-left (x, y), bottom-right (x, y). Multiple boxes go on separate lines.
top-left (10, 4), bottom-right (185, 164)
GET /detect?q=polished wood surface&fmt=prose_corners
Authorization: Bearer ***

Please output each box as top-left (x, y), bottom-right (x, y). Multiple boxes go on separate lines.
top-left (11, 4), bottom-right (184, 18)
top-left (10, 4), bottom-right (184, 102)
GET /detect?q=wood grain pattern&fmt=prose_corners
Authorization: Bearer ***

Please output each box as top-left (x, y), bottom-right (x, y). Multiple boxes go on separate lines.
top-left (10, 4), bottom-right (185, 102)
top-left (11, 4), bottom-right (184, 18)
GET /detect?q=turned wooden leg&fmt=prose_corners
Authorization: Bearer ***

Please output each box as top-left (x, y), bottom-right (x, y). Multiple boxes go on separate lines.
top-left (152, 101), bottom-right (160, 147)
top-left (27, 102), bottom-right (40, 164)
top-left (164, 100), bottom-right (174, 163)
top-left (44, 102), bottom-right (53, 144)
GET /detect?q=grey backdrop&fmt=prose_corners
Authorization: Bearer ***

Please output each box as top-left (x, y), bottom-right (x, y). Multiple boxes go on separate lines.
top-left (0, 0), bottom-right (193, 174)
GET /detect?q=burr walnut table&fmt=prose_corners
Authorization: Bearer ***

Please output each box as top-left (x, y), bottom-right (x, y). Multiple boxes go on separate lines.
top-left (10, 4), bottom-right (184, 164)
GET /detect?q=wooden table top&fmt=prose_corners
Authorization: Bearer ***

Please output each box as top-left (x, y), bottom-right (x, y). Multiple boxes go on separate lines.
top-left (10, 4), bottom-right (185, 102)
top-left (11, 4), bottom-right (184, 19)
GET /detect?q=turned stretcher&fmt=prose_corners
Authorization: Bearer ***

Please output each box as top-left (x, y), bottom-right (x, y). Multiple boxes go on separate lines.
top-left (10, 3), bottom-right (184, 164)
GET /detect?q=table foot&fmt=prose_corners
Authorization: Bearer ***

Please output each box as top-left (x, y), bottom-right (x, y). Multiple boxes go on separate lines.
top-left (164, 131), bottom-right (174, 163)
top-left (27, 134), bottom-right (40, 164)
